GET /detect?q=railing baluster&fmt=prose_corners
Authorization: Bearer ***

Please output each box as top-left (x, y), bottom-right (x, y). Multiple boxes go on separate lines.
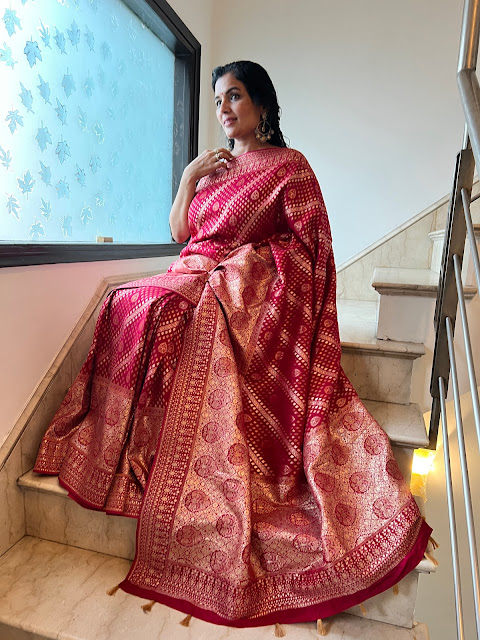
top-left (446, 315), bottom-right (480, 639)
top-left (439, 376), bottom-right (465, 640)
top-left (461, 187), bottom-right (480, 290)
top-left (452, 252), bottom-right (480, 451)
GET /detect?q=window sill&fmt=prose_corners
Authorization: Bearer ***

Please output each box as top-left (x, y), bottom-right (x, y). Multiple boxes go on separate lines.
top-left (0, 243), bottom-right (183, 268)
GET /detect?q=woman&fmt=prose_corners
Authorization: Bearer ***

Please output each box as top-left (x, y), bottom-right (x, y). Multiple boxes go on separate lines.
top-left (34, 61), bottom-right (431, 630)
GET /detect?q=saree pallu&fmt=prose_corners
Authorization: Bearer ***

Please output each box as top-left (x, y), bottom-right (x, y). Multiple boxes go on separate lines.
top-left (34, 147), bottom-right (431, 626)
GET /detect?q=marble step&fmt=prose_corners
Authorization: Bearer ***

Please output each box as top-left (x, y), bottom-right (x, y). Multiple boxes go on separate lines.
top-left (371, 267), bottom-right (477, 344)
top-left (0, 536), bottom-right (430, 640)
top-left (429, 223), bottom-right (480, 284)
top-left (338, 299), bottom-right (425, 404)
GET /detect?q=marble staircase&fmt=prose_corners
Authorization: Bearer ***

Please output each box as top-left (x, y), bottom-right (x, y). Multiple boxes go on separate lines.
top-left (0, 268), bottom-right (437, 639)
top-left (0, 537), bottom-right (430, 640)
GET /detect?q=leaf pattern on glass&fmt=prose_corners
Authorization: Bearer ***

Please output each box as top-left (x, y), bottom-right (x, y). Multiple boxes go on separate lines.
top-left (30, 219), bottom-right (45, 241)
top-left (19, 82), bottom-right (34, 113)
top-left (77, 106), bottom-right (87, 131)
top-left (40, 198), bottom-right (51, 219)
top-left (39, 161), bottom-right (51, 186)
top-left (56, 137), bottom-right (71, 164)
top-left (101, 41), bottom-right (111, 61)
top-left (84, 74), bottom-right (95, 97)
top-left (75, 165), bottom-right (86, 186)
top-left (0, 145), bottom-right (12, 170)
top-left (93, 122), bottom-right (104, 142)
top-left (95, 190), bottom-right (104, 206)
top-left (6, 109), bottom-right (24, 134)
top-left (62, 69), bottom-right (76, 97)
top-left (89, 155), bottom-right (101, 174)
top-left (36, 123), bottom-right (52, 151)
top-left (61, 214), bottom-right (72, 237)
top-left (84, 26), bottom-right (95, 52)
top-left (0, 42), bottom-right (16, 68)
top-left (80, 204), bottom-right (92, 225)
top-left (38, 20), bottom-right (51, 49)
top-left (6, 194), bottom-right (20, 218)
top-left (24, 39), bottom-right (42, 67)
top-left (54, 28), bottom-right (66, 54)
top-left (17, 170), bottom-right (35, 197)
top-left (37, 74), bottom-right (51, 103)
top-left (66, 20), bottom-right (80, 48)
top-left (3, 9), bottom-right (22, 37)
top-left (55, 98), bottom-right (67, 125)
top-left (56, 178), bottom-right (70, 199)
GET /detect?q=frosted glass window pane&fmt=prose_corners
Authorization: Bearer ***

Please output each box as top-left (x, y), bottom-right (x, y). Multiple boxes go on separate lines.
top-left (0, 0), bottom-right (174, 243)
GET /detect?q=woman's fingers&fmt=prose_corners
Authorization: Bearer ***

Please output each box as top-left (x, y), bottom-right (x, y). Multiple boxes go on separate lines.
top-left (213, 148), bottom-right (234, 163)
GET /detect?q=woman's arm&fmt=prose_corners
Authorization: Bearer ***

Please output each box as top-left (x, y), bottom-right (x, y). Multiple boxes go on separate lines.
top-left (169, 148), bottom-right (234, 243)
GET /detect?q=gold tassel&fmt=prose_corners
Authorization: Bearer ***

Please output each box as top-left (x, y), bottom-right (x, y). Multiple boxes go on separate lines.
top-left (317, 618), bottom-right (328, 636)
top-left (429, 535), bottom-right (440, 550)
top-left (393, 584), bottom-right (399, 596)
top-left (424, 551), bottom-right (439, 567)
top-left (179, 614), bottom-right (192, 627)
top-left (274, 622), bottom-right (286, 637)
top-left (141, 600), bottom-right (156, 613)
top-left (359, 603), bottom-right (367, 616)
top-left (106, 584), bottom-right (120, 596)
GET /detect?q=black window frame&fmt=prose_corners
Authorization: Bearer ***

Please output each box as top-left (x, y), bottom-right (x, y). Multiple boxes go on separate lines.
top-left (0, 0), bottom-right (199, 268)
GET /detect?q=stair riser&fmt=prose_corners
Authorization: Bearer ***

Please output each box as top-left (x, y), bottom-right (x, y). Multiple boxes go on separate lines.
top-left (341, 351), bottom-right (413, 404)
top-left (346, 570), bottom-right (418, 629)
top-left (376, 296), bottom-right (435, 344)
top-left (24, 489), bottom-right (136, 561)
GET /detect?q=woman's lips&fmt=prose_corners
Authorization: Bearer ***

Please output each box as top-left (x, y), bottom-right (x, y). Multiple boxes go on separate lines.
top-left (223, 118), bottom-right (236, 127)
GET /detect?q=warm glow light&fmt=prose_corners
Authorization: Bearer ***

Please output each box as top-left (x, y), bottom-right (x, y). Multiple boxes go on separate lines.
top-left (412, 448), bottom-right (436, 475)
top-left (410, 448), bottom-right (437, 500)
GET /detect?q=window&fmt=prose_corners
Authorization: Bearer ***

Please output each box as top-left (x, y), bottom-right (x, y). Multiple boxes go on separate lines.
top-left (0, 0), bottom-right (200, 266)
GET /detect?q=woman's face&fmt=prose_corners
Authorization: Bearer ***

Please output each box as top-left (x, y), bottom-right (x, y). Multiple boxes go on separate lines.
top-left (214, 72), bottom-right (263, 145)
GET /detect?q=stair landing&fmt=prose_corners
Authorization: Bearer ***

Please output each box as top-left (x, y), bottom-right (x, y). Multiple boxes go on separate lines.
top-left (0, 536), bottom-right (429, 640)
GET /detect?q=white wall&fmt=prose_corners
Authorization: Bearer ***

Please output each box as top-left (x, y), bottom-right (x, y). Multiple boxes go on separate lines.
top-left (0, 0), bottom-right (215, 448)
top-left (208, 0), bottom-right (465, 266)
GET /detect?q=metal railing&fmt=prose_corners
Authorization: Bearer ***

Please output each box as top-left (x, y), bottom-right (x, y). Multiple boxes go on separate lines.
top-left (428, 1), bottom-right (480, 637)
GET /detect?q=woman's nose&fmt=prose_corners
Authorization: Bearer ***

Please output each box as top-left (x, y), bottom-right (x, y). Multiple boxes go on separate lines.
top-left (219, 98), bottom-right (230, 112)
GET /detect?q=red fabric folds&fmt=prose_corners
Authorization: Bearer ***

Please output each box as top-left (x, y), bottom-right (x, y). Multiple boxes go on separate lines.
top-left (34, 147), bottom-right (430, 625)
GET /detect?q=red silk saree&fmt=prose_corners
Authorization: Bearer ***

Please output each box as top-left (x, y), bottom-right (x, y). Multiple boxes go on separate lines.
top-left (34, 147), bottom-right (431, 626)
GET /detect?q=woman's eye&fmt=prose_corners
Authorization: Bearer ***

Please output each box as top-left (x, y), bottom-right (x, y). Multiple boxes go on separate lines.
top-left (231, 93), bottom-right (240, 101)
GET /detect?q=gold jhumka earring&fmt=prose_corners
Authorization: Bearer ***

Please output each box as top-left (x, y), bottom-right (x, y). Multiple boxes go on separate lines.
top-left (255, 113), bottom-right (274, 143)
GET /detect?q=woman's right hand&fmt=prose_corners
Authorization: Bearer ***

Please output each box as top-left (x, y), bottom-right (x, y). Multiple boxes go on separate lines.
top-left (183, 147), bottom-right (235, 184)
top-left (169, 148), bottom-right (234, 243)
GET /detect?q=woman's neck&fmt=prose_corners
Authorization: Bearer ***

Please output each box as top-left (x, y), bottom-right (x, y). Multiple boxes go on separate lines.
top-left (232, 138), bottom-right (273, 157)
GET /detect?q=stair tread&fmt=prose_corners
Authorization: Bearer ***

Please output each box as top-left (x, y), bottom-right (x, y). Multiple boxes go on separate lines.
top-left (363, 400), bottom-right (428, 448)
top-left (372, 267), bottom-right (476, 297)
top-left (337, 299), bottom-right (425, 357)
top-left (0, 536), bottom-right (429, 640)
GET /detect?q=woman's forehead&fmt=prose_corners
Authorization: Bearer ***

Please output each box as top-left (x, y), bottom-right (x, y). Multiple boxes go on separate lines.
top-left (214, 72), bottom-right (244, 96)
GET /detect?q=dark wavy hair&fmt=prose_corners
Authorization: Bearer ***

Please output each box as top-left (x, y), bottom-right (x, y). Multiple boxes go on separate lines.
top-left (211, 60), bottom-right (287, 151)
